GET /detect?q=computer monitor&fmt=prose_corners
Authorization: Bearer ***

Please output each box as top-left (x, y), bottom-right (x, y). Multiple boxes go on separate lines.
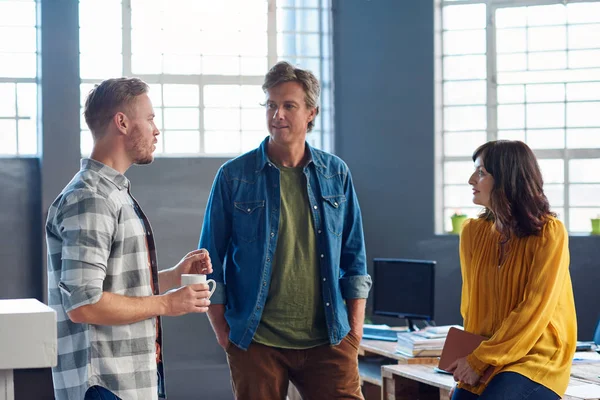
top-left (372, 258), bottom-right (436, 331)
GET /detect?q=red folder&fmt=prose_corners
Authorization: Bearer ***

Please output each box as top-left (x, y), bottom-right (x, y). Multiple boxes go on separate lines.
top-left (438, 327), bottom-right (493, 382)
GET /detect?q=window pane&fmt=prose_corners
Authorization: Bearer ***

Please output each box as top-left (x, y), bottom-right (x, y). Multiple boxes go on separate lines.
top-left (568, 50), bottom-right (600, 69)
top-left (526, 84), bottom-right (565, 103)
top-left (0, 120), bottom-right (17, 155)
top-left (443, 55), bottom-right (486, 80)
top-left (528, 52), bottom-right (567, 71)
top-left (567, 2), bottom-right (600, 24)
top-left (81, 130), bottom-right (93, 156)
top-left (527, 4), bottom-right (566, 26)
top-left (569, 208), bottom-right (600, 232)
top-left (202, 56), bottom-right (240, 75)
top-left (241, 56), bottom-right (268, 75)
top-left (496, 29), bottom-right (526, 53)
top-left (528, 26), bottom-right (566, 52)
top-left (498, 130), bottom-right (525, 141)
top-left (570, 184), bottom-right (600, 207)
top-left (0, 27), bottom-right (36, 53)
top-left (163, 108), bottom-right (199, 130)
top-left (444, 161), bottom-right (473, 185)
top-left (497, 85), bottom-right (524, 104)
top-left (444, 106), bottom-right (486, 131)
top-left (444, 185), bottom-right (473, 208)
top-left (204, 85), bottom-right (241, 107)
top-left (0, 2), bottom-right (36, 26)
top-left (17, 83), bottom-right (36, 118)
top-left (241, 85), bottom-right (263, 107)
top-left (204, 131), bottom-right (241, 154)
top-left (538, 159), bottom-right (564, 183)
top-left (498, 104), bottom-right (524, 129)
top-left (526, 104), bottom-right (564, 129)
top-left (568, 24), bottom-right (600, 50)
top-left (544, 184), bottom-right (564, 207)
top-left (0, 53), bottom-right (36, 78)
top-left (163, 54), bottom-right (202, 75)
top-left (277, 9), bottom-right (319, 33)
top-left (567, 128), bottom-right (600, 149)
top-left (80, 28), bottom-right (122, 53)
top-left (567, 102), bottom-right (600, 127)
top-left (495, 7), bottom-right (527, 28)
top-left (497, 53), bottom-right (527, 72)
top-left (80, 53), bottom-right (122, 79)
top-left (443, 81), bottom-right (486, 105)
top-left (527, 129), bottom-right (564, 149)
top-left (0, 83), bottom-right (16, 117)
top-left (17, 119), bottom-right (36, 155)
top-left (204, 108), bottom-right (241, 131)
top-left (241, 131), bottom-right (267, 152)
top-left (443, 4), bottom-right (486, 30)
top-left (444, 132), bottom-right (486, 157)
top-left (569, 159), bottom-right (600, 183)
top-left (163, 85), bottom-right (199, 107)
top-left (443, 30), bottom-right (485, 55)
top-left (241, 108), bottom-right (264, 131)
top-left (567, 82), bottom-right (600, 102)
top-left (164, 131), bottom-right (201, 154)
top-left (147, 84), bottom-right (162, 107)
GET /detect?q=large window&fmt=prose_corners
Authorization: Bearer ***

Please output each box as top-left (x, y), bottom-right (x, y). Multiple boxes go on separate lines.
top-left (0, 0), bottom-right (38, 156)
top-left (437, 0), bottom-right (600, 233)
top-left (79, 0), bottom-right (333, 156)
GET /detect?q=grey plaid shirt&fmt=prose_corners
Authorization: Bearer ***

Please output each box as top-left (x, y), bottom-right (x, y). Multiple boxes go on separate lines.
top-left (46, 159), bottom-right (164, 400)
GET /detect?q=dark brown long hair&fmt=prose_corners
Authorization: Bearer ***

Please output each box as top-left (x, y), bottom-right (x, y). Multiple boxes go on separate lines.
top-left (473, 140), bottom-right (555, 239)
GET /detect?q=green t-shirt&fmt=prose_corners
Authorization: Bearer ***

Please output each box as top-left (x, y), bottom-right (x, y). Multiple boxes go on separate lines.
top-left (253, 164), bottom-right (329, 349)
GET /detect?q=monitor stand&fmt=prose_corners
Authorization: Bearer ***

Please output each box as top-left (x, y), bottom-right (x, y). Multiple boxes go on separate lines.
top-left (406, 318), bottom-right (434, 332)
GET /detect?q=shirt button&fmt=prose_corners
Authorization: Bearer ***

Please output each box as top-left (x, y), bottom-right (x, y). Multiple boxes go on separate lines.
top-left (266, 257), bottom-right (271, 262)
top-left (313, 205), bottom-right (318, 210)
top-left (323, 278), bottom-right (326, 282)
top-left (334, 202), bottom-right (338, 207)
top-left (247, 208), bottom-right (251, 212)
top-left (318, 230), bottom-right (322, 234)
top-left (256, 306), bottom-right (261, 310)
top-left (326, 303), bottom-right (330, 307)
top-left (270, 232), bottom-right (275, 237)
top-left (263, 281), bottom-right (267, 286)
top-left (320, 254), bottom-right (324, 258)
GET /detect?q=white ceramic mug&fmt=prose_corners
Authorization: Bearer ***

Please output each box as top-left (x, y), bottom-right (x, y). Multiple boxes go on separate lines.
top-left (181, 274), bottom-right (216, 298)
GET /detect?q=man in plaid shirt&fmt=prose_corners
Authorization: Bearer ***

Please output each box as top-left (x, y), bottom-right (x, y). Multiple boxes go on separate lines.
top-left (46, 78), bottom-right (213, 400)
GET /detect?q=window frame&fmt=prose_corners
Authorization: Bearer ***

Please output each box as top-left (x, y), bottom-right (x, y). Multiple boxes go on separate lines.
top-left (79, 0), bottom-right (335, 158)
top-left (436, 0), bottom-right (600, 234)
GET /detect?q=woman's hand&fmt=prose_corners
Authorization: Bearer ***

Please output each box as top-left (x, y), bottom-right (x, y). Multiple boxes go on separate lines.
top-left (446, 357), bottom-right (480, 386)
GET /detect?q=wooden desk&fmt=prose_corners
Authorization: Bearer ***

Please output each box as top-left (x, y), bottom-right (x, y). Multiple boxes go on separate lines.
top-left (358, 339), bottom-right (439, 400)
top-left (381, 362), bottom-right (600, 400)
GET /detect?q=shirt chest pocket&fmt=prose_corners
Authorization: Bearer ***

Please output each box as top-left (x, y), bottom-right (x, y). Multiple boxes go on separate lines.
top-left (233, 200), bottom-right (265, 243)
top-left (322, 195), bottom-right (346, 237)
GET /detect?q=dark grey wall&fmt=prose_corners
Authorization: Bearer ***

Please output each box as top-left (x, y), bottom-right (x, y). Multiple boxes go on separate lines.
top-left (333, 0), bottom-right (600, 339)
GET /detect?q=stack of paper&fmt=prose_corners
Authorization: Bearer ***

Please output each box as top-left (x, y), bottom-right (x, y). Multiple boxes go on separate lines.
top-left (396, 325), bottom-right (464, 357)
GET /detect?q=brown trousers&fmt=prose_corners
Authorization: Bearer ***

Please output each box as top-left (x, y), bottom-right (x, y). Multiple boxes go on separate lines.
top-left (225, 331), bottom-right (364, 400)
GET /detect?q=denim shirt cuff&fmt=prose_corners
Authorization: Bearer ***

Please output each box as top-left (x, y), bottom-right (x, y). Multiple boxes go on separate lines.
top-left (210, 282), bottom-right (227, 304)
top-left (340, 274), bottom-right (372, 299)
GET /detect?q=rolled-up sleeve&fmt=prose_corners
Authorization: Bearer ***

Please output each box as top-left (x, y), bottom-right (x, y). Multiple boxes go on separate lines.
top-left (56, 193), bottom-right (117, 312)
top-left (339, 167), bottom-right (371, 299)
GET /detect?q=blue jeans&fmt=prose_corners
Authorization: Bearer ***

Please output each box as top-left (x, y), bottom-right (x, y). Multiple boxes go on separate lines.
top-left (84, 386), bottom-right (121, 400)
top-left (452, 372), bottom-right (559, 400)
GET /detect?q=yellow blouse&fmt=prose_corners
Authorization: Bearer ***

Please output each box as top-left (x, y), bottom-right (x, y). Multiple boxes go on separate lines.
top-left (458, 217), bottom-right (577, 396)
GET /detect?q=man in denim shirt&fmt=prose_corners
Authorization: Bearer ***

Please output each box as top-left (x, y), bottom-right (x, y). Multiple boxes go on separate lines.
top-left (199, 62), bottom-right (372, 399)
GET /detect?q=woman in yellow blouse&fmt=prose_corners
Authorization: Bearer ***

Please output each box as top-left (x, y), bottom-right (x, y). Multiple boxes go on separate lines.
top-left (448, 140), bottom-right (577, 400)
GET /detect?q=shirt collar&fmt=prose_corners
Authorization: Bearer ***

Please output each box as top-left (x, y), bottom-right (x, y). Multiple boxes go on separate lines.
top-left (81, 158), bottom-right (130, 190)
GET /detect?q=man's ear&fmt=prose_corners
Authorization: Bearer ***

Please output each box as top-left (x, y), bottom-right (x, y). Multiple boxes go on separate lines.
top-left (308, 106), bottom-right (319, 123)
top-left (113, 112), bottom-right (128, 135)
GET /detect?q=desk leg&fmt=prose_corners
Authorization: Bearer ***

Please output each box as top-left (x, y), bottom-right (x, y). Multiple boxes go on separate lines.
top-left (361, 381), bottom-right (381, 400)
top-left (382, 374), bottom-right (439, 400)
top-left (0, 370), bottom-right (14, 400)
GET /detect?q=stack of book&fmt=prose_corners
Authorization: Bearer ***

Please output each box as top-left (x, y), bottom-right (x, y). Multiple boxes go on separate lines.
top-left (396, 325), bottom-right (462, 357)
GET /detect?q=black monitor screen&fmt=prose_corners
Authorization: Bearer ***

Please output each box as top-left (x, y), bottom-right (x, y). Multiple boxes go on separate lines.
top-left (373, 258), bottom-right (435, 320)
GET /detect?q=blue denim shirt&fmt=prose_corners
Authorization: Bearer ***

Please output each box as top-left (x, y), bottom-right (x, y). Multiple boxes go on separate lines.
top-left (199, 138), bottom-right (372, 350)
